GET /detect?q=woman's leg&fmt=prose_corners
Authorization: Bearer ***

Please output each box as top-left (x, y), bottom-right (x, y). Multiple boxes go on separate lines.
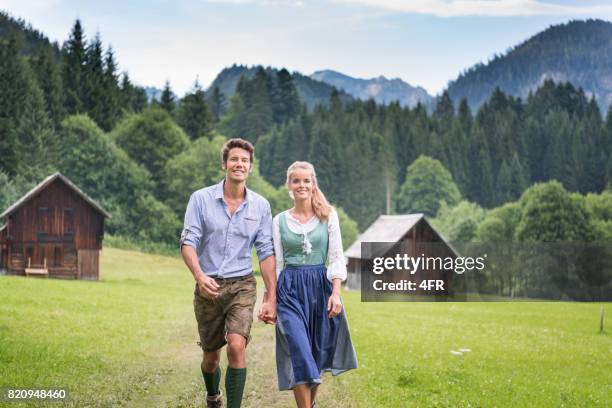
top-left (310, 384), bottom-right (319, 405)
top-left (293, 384), bottom-right (311, 408)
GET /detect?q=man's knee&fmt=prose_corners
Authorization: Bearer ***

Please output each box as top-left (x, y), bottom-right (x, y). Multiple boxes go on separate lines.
top-left (226, 334), bottom-right (247, 360)
top-left (202, 350), bottom-right (221, 372)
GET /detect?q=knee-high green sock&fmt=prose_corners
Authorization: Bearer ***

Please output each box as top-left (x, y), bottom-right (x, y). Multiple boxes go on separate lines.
top-left (202, 366), bottom-right (221, 396)
top-left (225, 367), bottom-right (247, 408)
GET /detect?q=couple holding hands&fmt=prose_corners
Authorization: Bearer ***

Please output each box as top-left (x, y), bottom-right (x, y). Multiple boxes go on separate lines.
top-left (180, 138), bottom-right (358, 408)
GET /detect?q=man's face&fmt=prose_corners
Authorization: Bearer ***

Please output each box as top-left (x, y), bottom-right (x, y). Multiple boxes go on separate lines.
top-left (223, 147), bottom-right (252, 183)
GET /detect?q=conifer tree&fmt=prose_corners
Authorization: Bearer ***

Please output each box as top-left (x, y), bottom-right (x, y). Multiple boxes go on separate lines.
top-left (0, 35), bottom-right (27, 175)
top-left (119, 72), bottom-right (148, 113)
top-left (62, 19), bottom-right (87, 115)
top-left (272, 68), bottom-right (301, 124)
top-left (99, 46), bottom-right (122, 131)
top-left (209, 86), bottom-right (226, 122)
top-left (31, 48), bottom-right (65, 127)
top-left (83, 33), bottom-right (106, 127)
top-left (159, 80), bottom-right (176, 114)
top-left (176, 79), bottom-right (212, 139)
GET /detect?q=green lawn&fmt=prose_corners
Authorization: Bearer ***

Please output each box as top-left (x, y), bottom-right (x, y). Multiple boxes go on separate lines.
top-left (0, 248), bottom-right (610, 407)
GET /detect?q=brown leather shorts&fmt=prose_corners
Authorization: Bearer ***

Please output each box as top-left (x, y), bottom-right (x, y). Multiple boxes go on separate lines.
top-left (193, 274), bottom-right (257, 352)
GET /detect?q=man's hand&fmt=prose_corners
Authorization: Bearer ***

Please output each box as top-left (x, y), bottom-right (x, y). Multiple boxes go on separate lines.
top-left (327, 292), bottom-right (342, 318)
top-left (196, 274), bottom-right (220, 299)
top-left (258, 292), bottom-right (277, 324)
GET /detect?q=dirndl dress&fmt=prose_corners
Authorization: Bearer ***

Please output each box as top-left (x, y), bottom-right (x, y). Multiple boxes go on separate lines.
top-left (274, 211), bottom-right (358, 390)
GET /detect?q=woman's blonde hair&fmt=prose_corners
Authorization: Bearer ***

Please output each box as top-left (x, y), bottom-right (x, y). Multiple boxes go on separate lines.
top-left (286, 161), bottom-right (332, 222)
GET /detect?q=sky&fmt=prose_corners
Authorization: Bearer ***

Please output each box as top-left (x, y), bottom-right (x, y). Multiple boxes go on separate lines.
top-left (2, 0), bottom-right (612, 96)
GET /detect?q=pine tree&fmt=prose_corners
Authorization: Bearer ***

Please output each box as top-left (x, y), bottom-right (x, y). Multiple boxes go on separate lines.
top-left (176, 79), bottom-right (213, 140)
top-left (99, 46), bottom-right (122, 131)
top-left (31, 48), bottom-right (65, 127)
top-left (159, 80), bottom-right (175, 114)
top-left (83, 33), bottom-right (106, 128)
top-left (0, 35), bottom-right (27, 176)
top-left (62, 19), bottom-right (87, 115)
top-left (272, 68), bottom-right (301, 124)
top-left (209, 86), bottom-right (226, 122)
top-left (245, 68), bottom-right (274, 142)
top-left (496, 154), bottom-right (528, 203)
top-left (119, 72), bottom-right (148, 113)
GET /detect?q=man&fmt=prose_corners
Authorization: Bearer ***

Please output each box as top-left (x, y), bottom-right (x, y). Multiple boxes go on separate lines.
top-left (180, 138), bottom-right (277, 408)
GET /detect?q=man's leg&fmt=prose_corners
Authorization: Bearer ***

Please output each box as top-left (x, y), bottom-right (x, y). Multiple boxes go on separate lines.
top-left (225, 333), bottom-right (247, 408)
top-left (224, 276), bottom-right (256, 408)
top-left (194, 284), bottom-right (228, 406)
top-left (202, 349), bottom-right (222, 397)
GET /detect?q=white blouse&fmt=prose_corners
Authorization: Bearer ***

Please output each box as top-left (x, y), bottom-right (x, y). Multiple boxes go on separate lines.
top-left (272, 209), bottom-right (347, 282)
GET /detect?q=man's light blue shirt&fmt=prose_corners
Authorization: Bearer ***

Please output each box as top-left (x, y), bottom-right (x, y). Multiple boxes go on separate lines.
top-left (180, 179), bottom-right (274, 278)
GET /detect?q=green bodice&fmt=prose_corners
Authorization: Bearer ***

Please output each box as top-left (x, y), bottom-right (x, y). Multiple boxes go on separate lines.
top-left (279, 212), bottom-right (328, 266)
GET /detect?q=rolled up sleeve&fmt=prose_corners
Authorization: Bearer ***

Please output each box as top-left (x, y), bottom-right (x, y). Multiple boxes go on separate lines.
top-left (254, 201), bottom-right (274, 261)
top-left (180, 193), bottom-right (205, 249)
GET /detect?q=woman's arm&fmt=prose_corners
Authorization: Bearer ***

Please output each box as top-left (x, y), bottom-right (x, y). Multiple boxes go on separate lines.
top-left (326, 209), bottom-right (347, 282)
top-left (326, 209), bottom-right (346, 317)
top-left (272, 215), bottom-right (284, 278)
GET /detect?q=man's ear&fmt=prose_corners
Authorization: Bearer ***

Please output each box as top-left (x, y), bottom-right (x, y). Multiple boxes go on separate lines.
top-left (221, 160), bottom-right (226, 170)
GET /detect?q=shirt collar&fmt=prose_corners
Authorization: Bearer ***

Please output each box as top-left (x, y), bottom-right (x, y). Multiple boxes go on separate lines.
top-left (214, 179), bottom-right (250, 202)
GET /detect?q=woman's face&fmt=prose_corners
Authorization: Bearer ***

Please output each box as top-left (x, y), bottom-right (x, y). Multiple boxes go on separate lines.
top-left (289, 168), bottom-right (314, 202)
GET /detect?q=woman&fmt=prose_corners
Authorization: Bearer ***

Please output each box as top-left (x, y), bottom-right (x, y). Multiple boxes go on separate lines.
top-left (272, 161), bottom-right (358, 408)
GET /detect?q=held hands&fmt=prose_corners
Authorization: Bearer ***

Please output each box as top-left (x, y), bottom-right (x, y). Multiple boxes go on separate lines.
top-left (258, 291), bottom-right (277, 324)
top-left (197, 274), bottom-right (220, 299)
top-left (327, 292), bottom-right (342, 318)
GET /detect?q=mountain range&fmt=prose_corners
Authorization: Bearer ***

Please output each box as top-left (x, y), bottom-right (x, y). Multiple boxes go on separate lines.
top-left (311, 70), bottom-right (433, 108)
top-left (206, 64), bottom-right (354, 109)
top-left (207, 19), bottom-right (612, 113)
top-left (3, 11), bottom-right (612, 114)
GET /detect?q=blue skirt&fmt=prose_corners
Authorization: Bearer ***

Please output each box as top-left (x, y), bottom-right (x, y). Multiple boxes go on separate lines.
top-left (275, 264), bottom-right (358, 391)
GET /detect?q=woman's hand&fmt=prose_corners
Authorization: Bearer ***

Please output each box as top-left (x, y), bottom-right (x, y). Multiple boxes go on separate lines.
top-left (327, 292), bottom-right (342, 318)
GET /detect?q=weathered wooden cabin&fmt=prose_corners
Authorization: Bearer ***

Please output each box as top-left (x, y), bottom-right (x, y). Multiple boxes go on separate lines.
top-left (344, 214), bottom-right (459, 291)
top-left (0, 173), bottom-right (110, 280)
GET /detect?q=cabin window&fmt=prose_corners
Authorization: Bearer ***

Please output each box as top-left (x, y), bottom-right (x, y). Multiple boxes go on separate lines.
top-left (64, 208), bottom-right (74, 236)
top-left (38, 207), bottom-right (50, 234)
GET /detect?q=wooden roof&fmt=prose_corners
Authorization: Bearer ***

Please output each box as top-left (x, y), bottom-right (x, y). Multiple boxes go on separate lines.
top-left (345, 214), bottom-right (458, 259)
top-left (0, 172), bottom-right (111, 219)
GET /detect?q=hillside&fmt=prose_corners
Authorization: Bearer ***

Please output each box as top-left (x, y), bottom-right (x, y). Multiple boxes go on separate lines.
top-left (0, 10), bottom-right (60, 59)
top-left (446, 19), bottom-right (612, 112)
top-left (206, 64), bottom-right (353, 109)
top-left (311, 69), bottom-right (433, 108)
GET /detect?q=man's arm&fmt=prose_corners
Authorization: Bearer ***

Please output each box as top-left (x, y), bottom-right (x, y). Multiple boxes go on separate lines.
top-left (258, 255), bottom-right (277, 323)
top-left (181, 245), bottom-right (219, 298)
top-left (180, 193), bottom-right (219, 298)
top-left (254, 201), bottom-right (276, 323)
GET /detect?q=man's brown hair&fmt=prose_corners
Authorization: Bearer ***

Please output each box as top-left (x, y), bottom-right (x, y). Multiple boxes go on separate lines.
top-left (222, 138), bottom-right (254, 163)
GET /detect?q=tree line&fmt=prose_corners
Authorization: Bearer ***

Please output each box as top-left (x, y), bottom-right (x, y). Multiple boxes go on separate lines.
top-left (246, 82), bottom-right (612, 230)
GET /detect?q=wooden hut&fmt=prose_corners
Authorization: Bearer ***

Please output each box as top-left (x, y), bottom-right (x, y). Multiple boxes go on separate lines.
top-left (344, 214), bottom-right (459, 291)
top-left (0, 173), bottom-right (110, 280)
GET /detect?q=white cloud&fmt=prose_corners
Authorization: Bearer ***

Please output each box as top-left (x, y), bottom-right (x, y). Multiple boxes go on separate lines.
top-left (205, 0), bottom-right (304, 6)
top-left (333, 0), bottom-right (612, 17)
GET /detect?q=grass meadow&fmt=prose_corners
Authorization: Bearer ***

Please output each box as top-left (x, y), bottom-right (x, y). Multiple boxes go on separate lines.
top-left (0, 248), bottom-right (610, 407)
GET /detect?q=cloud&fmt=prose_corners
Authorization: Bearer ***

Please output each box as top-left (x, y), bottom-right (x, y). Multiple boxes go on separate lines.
top-left (205, 0), bottom-right (304, 6)
top-left (333, 0), bottom-right (612, 18)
